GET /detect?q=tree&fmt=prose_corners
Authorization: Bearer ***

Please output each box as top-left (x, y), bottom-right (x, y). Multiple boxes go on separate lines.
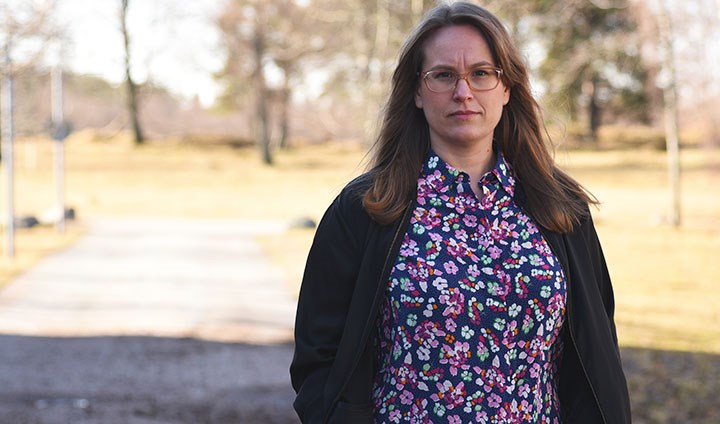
top-left (120, 0), bottom-right (144, 145)
top-left (311, 0), bottom-right (434, 144)
top-left (532, 0), bottom-right (649, 141)
top-left (216, 0), bottom-right (329, 164)
top-left (1, 0), bottom-right (57, 158)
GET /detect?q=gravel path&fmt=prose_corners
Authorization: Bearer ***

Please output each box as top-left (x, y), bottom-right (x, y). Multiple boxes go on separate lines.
top-left (0, 218), bottom-right (300, 423)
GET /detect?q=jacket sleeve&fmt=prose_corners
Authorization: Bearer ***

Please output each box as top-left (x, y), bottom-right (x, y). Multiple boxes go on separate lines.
top-left (290, 187), bottom-right (369, 423)
top-left (559, 210), bottom-right (631, 423)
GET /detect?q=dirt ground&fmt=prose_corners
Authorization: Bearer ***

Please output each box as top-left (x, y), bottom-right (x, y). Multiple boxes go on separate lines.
top-left (0, 218), bottom-right (300, 424)
top-left (0, 335), bottom-right (298, 424)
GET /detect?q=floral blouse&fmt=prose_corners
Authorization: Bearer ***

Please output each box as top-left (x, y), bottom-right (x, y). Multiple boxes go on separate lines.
top-left (372, 152), bottom-right (567, 423)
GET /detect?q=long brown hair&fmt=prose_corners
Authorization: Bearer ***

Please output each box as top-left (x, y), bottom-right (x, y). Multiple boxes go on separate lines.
top-left (362, 1), bottom-right (596, 233)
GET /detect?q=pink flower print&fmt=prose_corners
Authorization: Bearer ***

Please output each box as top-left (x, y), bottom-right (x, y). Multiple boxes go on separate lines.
top-left (488, 245), bottom-right (502, 260)
top-left (399, 238), bottom-right (419, 257)
top-left (475, 410), bottom-right (489, 423)
top-left (417, 208), bottom-right (441, 229)
top-left (463, 214), bottom-right (477, 228)
top-left (494, 270), bottom-right (511, 298)
top-left (505, 221), bottom-right (519, 238)
top-left (432, 380), bottom-right (466, 409)
top-left (394, 357), bottom-right (418, 390)
top-left (474, 365), bottom-right (498, 393)
top-left (502, 320), bottom-right (519, 348)
top-left (526, 221), bottom-right (539, 234)
top-left (439, 341), bottom-right (471, 376)
top-left (399, 389), bottom-right (414, 405)
top-left (446, 239), bottom-right (467, 259)
top-left (387, 409), bottom-right (401, 423)
top-left (432, 277), bottom-right (448, 291)
top-left (429, 231), bottom-right (443, 242)
top-left (417, 345), bottom-right (430, 361)
top-left (510, 240), bottom-right (521, 254)
top-left (518, 383), bottom-right (531, 398)
top-left (468, 264), bottom-right (481, 278)
top-left (454, 228), bottom-right (468, 242)
top-left (480, 189), bottom-right (496, 210)
top-left (448, 415), bottom-right (462, 424)
top-left (414, 320), bottom-right (445, 347)
top-left (487, 392), bottom-right (502, 408)
top-left (443, 261), bottom-right (459, 275)
top-left (431, 380), bottom-right (451, 402)
top-left (419, 170), bottom-right (444, 194)
top-left (440, 288), bottom-right (464, 317)
top-left (410, 398), bottom-right (431, 422)
top-left (469, 299), bottom-right (483, 325)
top-left (407, 258), bottom-right (430, 281)
top-left (445, 317), bottom-right (457, 332)
top-left (529, 362), bottom-right (542, 379)
top-left (519, 399), bottom-right (530, 415)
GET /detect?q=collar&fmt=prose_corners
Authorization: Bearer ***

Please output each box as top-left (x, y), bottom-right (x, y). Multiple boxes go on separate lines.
top-left (418, 149), bottom-right (516, 198)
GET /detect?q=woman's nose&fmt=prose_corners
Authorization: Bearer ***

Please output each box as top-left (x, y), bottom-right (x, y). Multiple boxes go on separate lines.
top-left (453, 78), bottom-right (473, 101)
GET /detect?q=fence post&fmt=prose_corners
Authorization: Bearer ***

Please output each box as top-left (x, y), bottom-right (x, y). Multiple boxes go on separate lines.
top-left (1, 39), bottom-right (15, 258)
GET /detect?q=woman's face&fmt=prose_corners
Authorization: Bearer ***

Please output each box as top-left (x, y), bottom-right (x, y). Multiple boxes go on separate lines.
top-left (415, 25), bottom-right (510, 153)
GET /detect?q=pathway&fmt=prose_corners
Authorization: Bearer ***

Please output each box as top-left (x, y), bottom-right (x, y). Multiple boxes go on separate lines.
top-left (0, 217), bottom-right (300, 423)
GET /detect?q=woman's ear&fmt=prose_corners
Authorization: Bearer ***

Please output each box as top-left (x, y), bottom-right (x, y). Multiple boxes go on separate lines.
top-left (415, 89), bottom-right (424, 109)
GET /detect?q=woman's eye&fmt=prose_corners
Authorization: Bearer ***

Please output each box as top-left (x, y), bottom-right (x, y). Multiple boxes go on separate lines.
top-left (433, 71), bottom-right (455, 80)
top-left (472, 69), bottom-right (490, 77)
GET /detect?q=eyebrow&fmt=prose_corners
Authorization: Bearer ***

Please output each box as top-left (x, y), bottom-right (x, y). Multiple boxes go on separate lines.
top-left (427, 61), bottom-right (496, 71)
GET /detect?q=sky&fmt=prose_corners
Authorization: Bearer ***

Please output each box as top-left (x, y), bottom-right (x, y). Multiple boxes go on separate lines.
top-left (53, 0), bottom-right (226, 106)
top-left (6, 0), bottom-right (718, 110)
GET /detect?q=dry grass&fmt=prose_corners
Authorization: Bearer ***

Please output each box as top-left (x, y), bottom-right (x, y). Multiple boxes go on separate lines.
top-left (555, 149), bottom-right (720, 354)
top-left (3, 131), bottom-right (720, 356)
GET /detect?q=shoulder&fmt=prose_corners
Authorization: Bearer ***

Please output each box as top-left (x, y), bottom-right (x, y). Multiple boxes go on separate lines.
top-left (341, 171), bottom-right (375, 200)
top-left (315, 172), bottom-right (376, 240)
top-left (330, 171), bottom-right (376, 219)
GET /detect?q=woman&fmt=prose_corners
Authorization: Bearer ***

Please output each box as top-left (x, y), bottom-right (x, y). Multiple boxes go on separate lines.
top-left (291, 2), bottom-right (631, 423)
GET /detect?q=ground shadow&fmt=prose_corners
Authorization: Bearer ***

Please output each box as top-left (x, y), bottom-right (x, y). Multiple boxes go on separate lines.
top-left (0, 334), bottom-right (298, 424)
top-left (621, 347), bottom-right (720, 424)
top-left (0, 335), bottom-right (716, 424)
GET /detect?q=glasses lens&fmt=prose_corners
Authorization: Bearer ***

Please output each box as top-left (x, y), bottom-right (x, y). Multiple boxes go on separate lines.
top-left (425, 71), bottom-right (456, 92)
top-left (468, 69), bottom-right (499, 91)
top-left (424, 69), bottom-right (500, 92)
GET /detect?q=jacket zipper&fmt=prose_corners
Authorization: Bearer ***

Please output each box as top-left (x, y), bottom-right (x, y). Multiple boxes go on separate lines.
top-left (323, 201), bottom-right (415, 423)
top-left (535, 223), bottom-right (608, 424)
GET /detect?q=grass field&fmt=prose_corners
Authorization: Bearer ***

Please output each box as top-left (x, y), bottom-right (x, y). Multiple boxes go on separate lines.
top-left (3, 130), bottom-right (720, 422)
top-left (4, 130), bottom-right (718, 355)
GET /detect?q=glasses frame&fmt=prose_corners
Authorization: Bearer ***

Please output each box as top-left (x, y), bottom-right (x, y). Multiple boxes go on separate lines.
top-left (420, 67), bottom-right (504, 93)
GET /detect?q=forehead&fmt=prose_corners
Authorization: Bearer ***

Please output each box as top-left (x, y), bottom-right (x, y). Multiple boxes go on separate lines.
top-left (421, 24), bottom-right (495, 67)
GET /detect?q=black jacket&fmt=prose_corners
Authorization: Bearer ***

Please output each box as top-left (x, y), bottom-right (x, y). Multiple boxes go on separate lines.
top-left (291, 173), bottom-right (631, 424)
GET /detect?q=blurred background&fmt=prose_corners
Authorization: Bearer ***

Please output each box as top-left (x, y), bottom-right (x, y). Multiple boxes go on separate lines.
top-left (0, 0), bottom-right (719, 423)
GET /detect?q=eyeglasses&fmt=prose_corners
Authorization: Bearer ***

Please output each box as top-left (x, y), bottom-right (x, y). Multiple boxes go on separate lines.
top-left (421, 67), bottom-right (503, 93)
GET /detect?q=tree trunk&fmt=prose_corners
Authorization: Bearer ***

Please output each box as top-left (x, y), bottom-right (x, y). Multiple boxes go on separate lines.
top-left (588, 75), bottom-right (601, 142)
top-left (361, 0), bottom-right (390, 145)
top-left (120, 0), bottom-right (144, 145)
top-left (279, 86), bottom-right (290, 150)
top-left (253, 10), bottom-right (272, 165)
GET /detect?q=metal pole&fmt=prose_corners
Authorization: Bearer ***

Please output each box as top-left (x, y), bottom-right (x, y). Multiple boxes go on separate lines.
top-left (51, 64), bottom-right (65, 233)
top-left (659, 0), bottom-right (681, 227)
top-left (1, 39), bottom-right (15, 258)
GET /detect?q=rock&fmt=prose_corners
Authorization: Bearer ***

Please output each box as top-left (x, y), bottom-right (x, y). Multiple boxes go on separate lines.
top-left (15, 215), bottom-right (39, 229)
top-left (289, 217), bottom-right (316, 229)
